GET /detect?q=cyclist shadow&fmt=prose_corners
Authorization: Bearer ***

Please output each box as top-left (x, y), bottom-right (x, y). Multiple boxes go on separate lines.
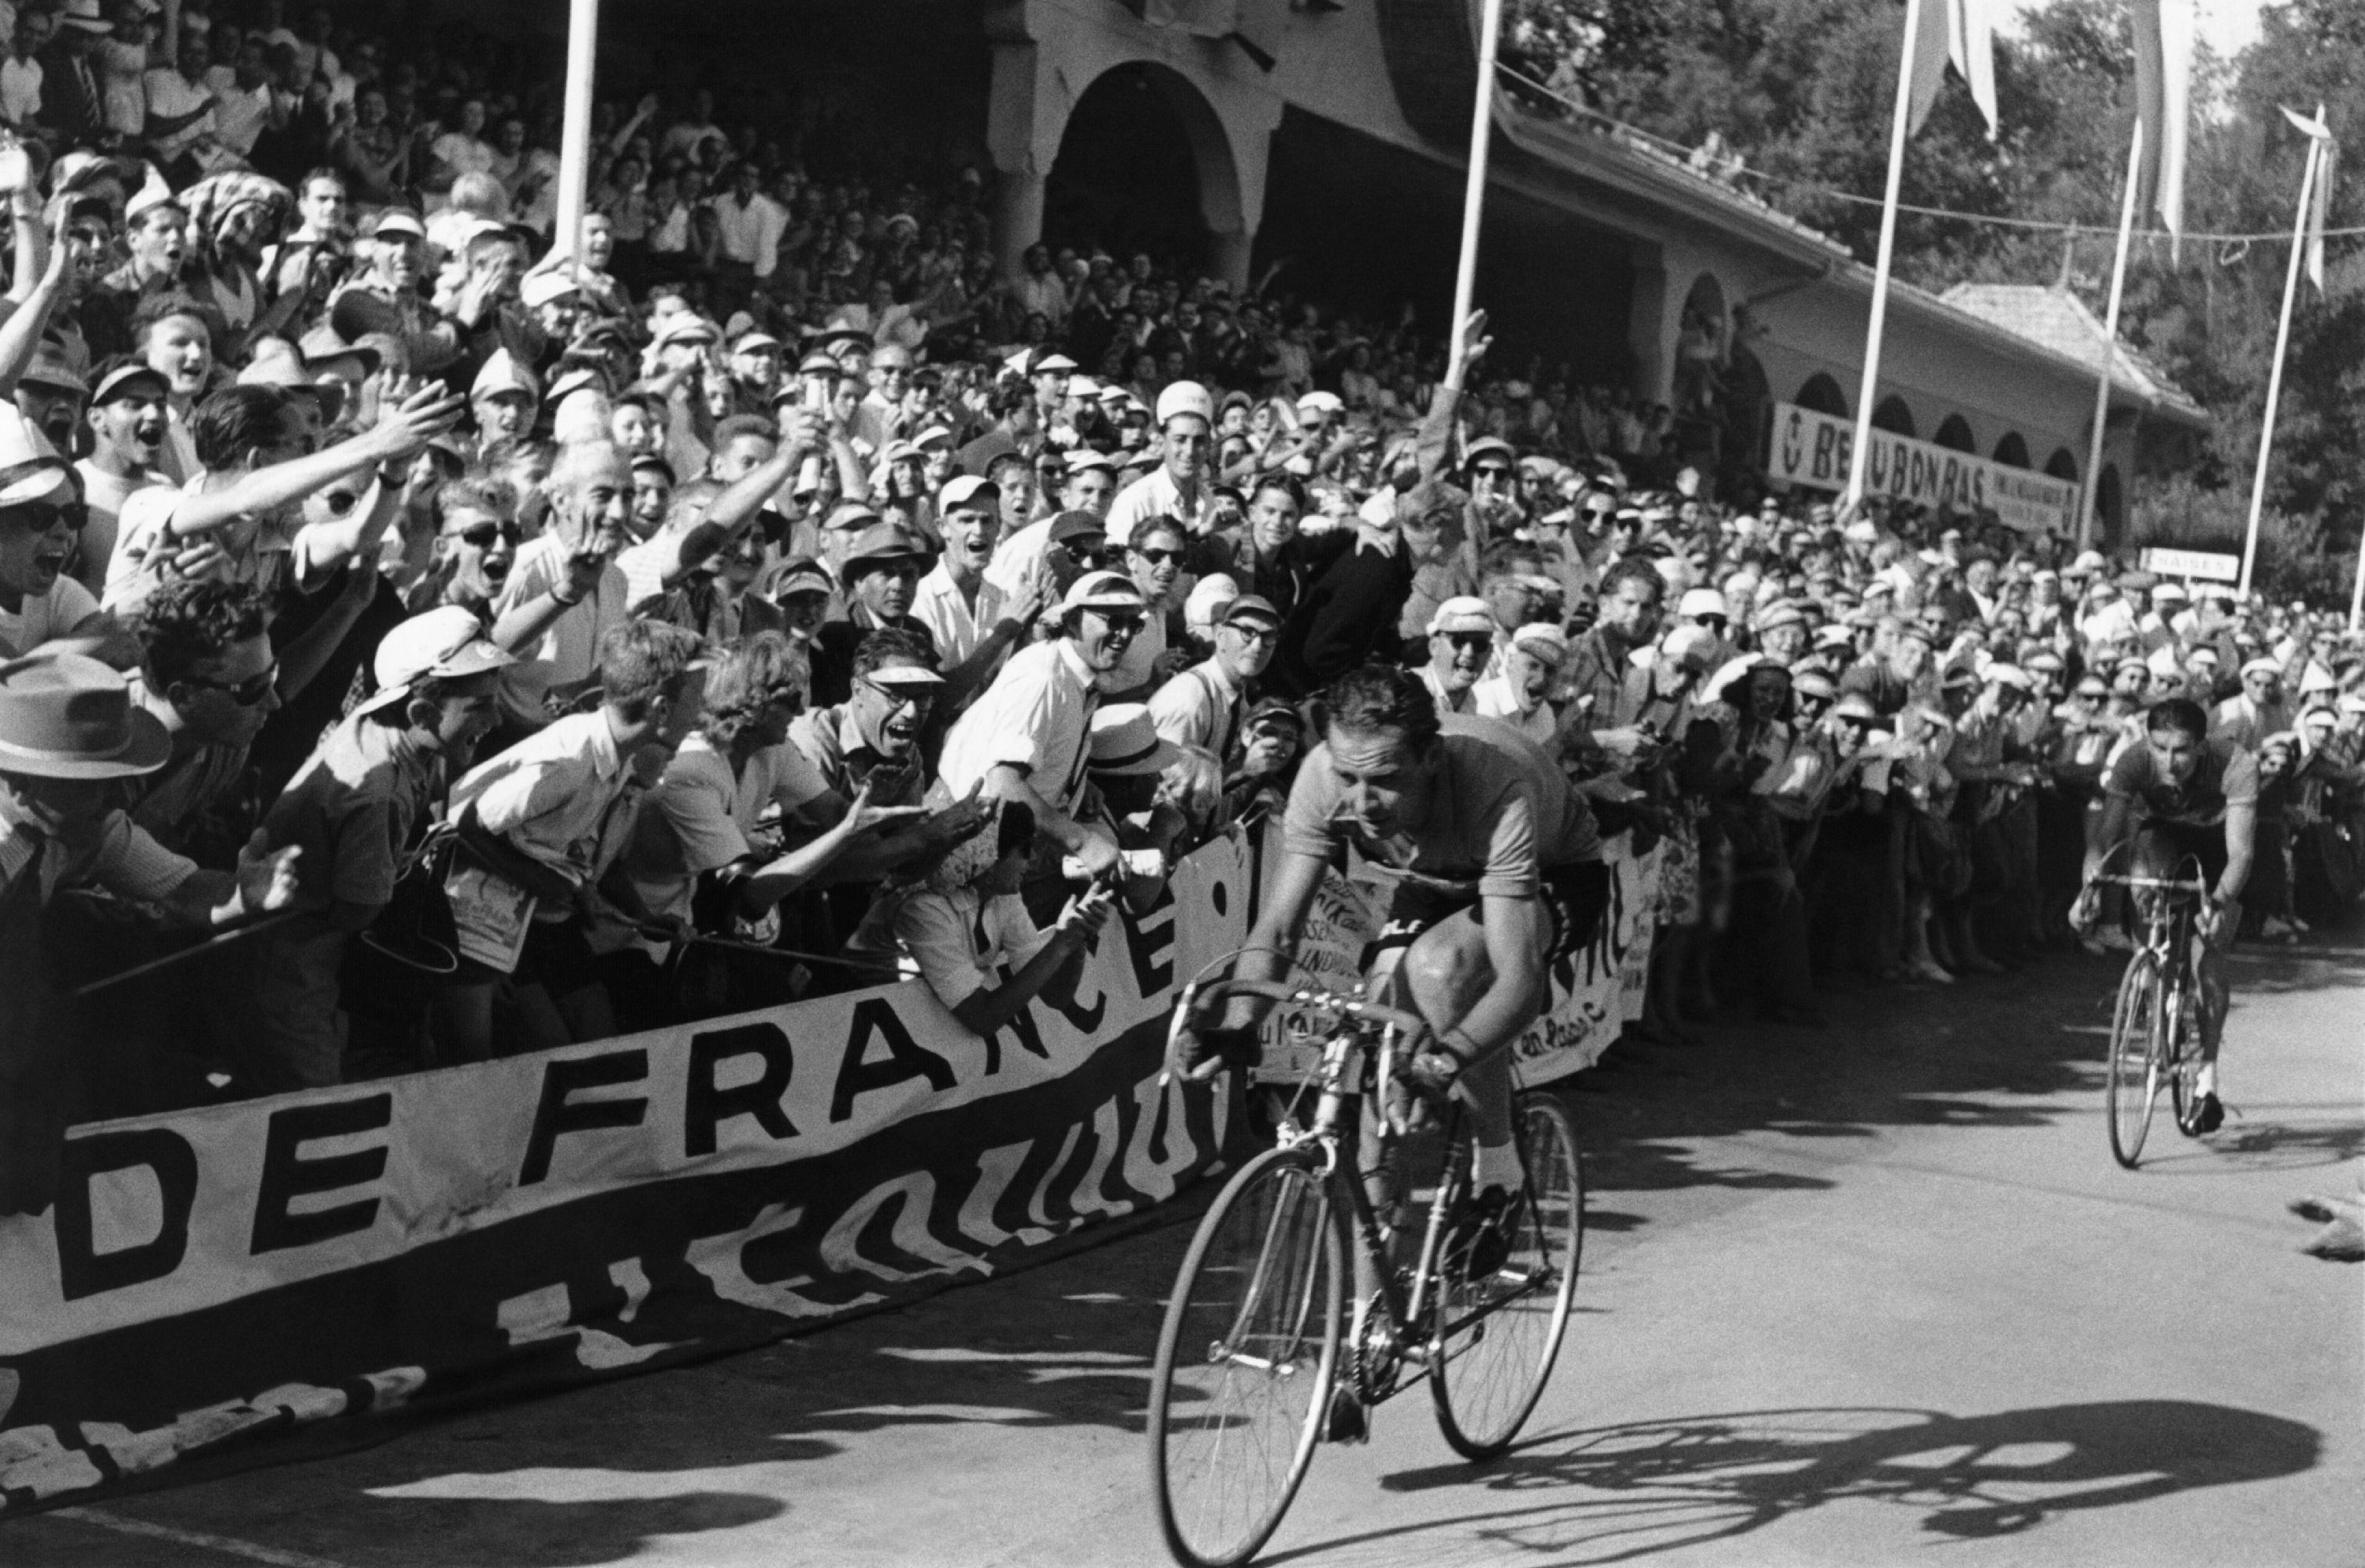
top-left (1272, 1400), bottom-right (2321, 1566)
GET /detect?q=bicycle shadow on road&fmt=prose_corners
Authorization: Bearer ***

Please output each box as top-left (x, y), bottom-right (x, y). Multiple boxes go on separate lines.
top-left (1265, 1400), bottom-right (2321, 1566)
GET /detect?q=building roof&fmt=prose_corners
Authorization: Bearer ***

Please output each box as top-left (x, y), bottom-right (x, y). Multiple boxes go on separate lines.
top-left (1938, 284), bottom-right (2209, 427)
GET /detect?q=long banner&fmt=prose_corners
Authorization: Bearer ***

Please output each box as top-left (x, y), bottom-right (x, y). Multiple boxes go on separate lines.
top-left (0, 824), bottom-right (1662, 1513)
top-left (0, 838), bottom-right (1256, 1510)
top-left (1764, 400), bottom-right (2082, 535)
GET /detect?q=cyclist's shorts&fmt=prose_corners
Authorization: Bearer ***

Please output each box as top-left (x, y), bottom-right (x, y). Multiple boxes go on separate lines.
top-left (2130, 820), bottom-right (2237, 952)
top-left (1362, 860), bottom-right (1611, 968)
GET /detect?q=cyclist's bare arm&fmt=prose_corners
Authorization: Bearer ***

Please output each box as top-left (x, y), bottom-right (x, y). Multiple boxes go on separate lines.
top-left (2087, 793), bottom-right (2132, 882)
top-left (2216, 801), bottom-right (2255, 906)
top-left (1220, 847), bottom-right (1329, 1030)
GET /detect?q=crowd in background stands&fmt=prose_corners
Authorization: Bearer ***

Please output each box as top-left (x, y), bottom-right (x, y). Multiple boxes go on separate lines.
top-left (1, 0), bottom-right (2363, 1222)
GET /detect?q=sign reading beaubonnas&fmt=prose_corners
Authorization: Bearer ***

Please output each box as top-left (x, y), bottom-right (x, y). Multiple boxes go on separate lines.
top-left (1766, 401), bottom-right (2082, 534)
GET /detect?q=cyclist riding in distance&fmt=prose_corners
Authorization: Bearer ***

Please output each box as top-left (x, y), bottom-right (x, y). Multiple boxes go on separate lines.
top-left (1187, 661), bottom-right (1610, 1238)
top-left (2084, 696), bottom-right (2256, 1133)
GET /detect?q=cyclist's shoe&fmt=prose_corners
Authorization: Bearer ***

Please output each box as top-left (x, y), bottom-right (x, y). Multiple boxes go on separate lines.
top-left (1450, 1184), bottom-right (1524, 1280)
top-left (1323, 1384), bottom-right (1368, 1444)
top-left (2190, 1092), bottom-right (2225, 1135)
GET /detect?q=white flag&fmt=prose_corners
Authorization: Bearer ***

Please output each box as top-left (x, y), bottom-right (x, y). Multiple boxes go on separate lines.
top-left (2280, 105), bottom-right (2338, 292)
top-left (1908, 0), bottom-right (1998, 141)
top-left (2132, 0), bottom-right (2194, 254)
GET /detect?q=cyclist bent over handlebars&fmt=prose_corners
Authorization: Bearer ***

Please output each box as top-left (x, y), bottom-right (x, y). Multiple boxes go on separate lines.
top-left (2083, 696), bottom-right (2256, 1133)
top-left (1181, 664), bottom-right (1608, 1242)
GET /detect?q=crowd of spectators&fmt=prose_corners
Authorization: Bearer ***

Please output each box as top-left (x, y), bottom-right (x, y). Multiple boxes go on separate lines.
top-left (0, 0), bottom-right (2361, 1223)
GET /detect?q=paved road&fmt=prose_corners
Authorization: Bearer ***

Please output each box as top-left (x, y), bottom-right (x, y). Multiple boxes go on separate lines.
top-left (13, 937), bottom-right (2363, 1568)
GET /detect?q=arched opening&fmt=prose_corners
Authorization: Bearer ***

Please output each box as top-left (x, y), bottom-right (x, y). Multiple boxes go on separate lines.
top-left (1796, 372), bottom-right (1848, 418)
top-left (1871, 396), bottom-right (1916, 439)
top-left (1044, 63), bottom-right (1238, 279)
top-left (1994, 431), bottom-right (2030, 469)
top-left (1933, 413), bottom-right (1976, 453)
top-left (2044, 448), bottom-right (2080, 481)
top-left (2097, 464), bottom-right (2125, 544)
top-left (1718, 347), bottom-right (1772, 501)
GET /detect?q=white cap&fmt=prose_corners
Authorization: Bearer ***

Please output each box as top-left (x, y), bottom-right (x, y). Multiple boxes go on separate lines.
top-left (1427, 596), bottom-right (1495, 636)
top-left (1184, 572), bottom-right (1242, 630)
top-left (1679, 587), bottom-right (1730, 620)
top-left (358, 607), bottom-right (515, 715)
top-left (1155, 380), bottom-right (1213, 427)
top-left (471, 348), bottom-right (539, 403)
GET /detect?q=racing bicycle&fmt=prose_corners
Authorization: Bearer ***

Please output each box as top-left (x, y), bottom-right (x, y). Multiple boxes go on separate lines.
top-left (1144, 971), bottom-right (1582, 1568)
top-left (2092, 867), bottom-right (2212, 1169)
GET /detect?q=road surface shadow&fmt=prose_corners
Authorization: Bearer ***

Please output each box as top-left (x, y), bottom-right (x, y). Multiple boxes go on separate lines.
top-left (1259, 1400), bottom-right (2322, 1566)
top-left (1565, 930), bottom-right (2364, 1226)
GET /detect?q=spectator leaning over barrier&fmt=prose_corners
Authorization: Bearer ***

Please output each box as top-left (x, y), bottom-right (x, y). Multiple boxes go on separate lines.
top-left (248, 605), bottom-right (512, 1091)
top-left (0, 650), bottom-right (301, 1216)
top-left (124, 576), bottom-right (280, 860)
top-left (939, 568), bottom-right (1145, 886)
top-left (870, 797), bottom-right (1115, 1042)
top-left (443, 617), bottom-right (701, 1058)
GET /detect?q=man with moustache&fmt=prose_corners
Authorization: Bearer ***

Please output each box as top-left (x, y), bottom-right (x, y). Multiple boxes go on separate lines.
top-left (73, 360), bottom-right (171, 596)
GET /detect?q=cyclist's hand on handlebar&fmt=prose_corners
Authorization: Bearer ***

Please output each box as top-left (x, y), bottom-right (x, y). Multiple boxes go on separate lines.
top-left (1175, 1022), bottom-right (1260, 1083)
top-left (2196, 897), bottom-right (2228, 943)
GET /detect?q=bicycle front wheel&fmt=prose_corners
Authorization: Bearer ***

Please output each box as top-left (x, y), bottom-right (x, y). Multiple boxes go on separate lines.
top-left (2105, 954), bottom-right (2164, 1169)
top-left (1430, 1092), bottom-right (1583, 1460)
top-left (1148, 1144), bottom-right (1345, 1568)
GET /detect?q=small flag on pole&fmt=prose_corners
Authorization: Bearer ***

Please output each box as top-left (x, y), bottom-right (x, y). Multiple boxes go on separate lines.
top-left (1908, 0), bottom-right (1998, 140)
top-left (2132, 0), bottom-right (2194, 256)
top-left (2280, 104), bottom-right (2337, 292)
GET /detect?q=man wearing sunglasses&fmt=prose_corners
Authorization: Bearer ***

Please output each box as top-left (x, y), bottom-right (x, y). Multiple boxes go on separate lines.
top-left (939, 570), bottom-right (1150, 885)
top-left (0, 409), bottom-right (137, 667)
top-left (1148, 592), bottom-right (1281, 765)
top-left (1106, 515), bottom-right (1187, 700)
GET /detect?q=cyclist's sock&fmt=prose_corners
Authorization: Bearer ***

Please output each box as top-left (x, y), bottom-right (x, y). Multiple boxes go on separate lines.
top-left (1472, 1138), bottom-right (1524, 1195)
top-left (2195, 1061), bottom-right (2219, 1097)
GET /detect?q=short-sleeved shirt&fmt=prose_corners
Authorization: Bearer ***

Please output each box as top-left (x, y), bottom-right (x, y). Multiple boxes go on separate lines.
top-left (261, 711), bottom-right (433, 912)
top-left (103, 475), bottom-right (305, 614)
top-left (491, 533), bottom-right (633, 695)
top-left (788, 703), bottom-right (926, 807)
top-left (937, 636), bottom-right (1101, 812)
top-left (0, 797), bottom-right (195, 906)
top-left (2105, 737), bottom-right (2258, 830)
top-left (1283, 711), bottom-right (1602, 900)
top-left (448, 711), bottom-right (632, 888)
top-left (623, 732), bottom-right (831, 927)
top-left (0, 575), bottom-right (102, 657)
top-left (894, 884), bottom-right (1052, 1011)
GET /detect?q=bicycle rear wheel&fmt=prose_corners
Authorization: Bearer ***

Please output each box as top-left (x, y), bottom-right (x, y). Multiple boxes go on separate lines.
top-left (2105, 954), bottom-right (2164, 1169)
top-left (1430, 1093), bottom-right (1583, 1459)
top-left (1148, 1144), bottom-right (1345, 1568)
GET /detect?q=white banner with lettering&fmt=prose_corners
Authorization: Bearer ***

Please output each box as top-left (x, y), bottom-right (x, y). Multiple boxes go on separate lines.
top-left (1765, 401), bottom-right (2081, 535)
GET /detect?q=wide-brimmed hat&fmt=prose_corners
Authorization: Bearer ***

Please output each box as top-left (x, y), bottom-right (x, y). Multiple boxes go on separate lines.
top-left (838, 521), bottom-right (931, 586)
top-left (0, 653), bottom-right (170, 779)
top-left (1088, 703), bottom-right (1183, 778)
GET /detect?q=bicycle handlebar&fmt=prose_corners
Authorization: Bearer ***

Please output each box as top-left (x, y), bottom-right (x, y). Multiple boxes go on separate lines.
top-left (1163, 976), bottom-right (1430, 1084)
top-left (2090, 875), bottom-right (2209, 893)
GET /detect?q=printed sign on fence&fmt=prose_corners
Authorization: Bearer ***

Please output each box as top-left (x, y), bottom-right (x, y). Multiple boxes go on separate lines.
top-left (0, 834), bottom-right (1261, 1513)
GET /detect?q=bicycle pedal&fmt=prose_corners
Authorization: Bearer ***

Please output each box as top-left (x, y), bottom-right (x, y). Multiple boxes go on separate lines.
top-left (1322, 1385), bottom-right (1369, 1444)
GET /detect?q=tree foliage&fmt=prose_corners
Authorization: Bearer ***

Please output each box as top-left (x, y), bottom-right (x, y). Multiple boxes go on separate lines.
top-left (1572, 0), bottom-right (2365, 577)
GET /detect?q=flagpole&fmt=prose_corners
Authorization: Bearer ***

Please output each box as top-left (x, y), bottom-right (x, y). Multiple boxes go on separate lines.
top-left (1446, 0), bottom-right (1505, 392)
top-left (552, 0), bottom-right (602, 261)
top-left (1844, 0), bottom-right (1924, 506)
top-left (2239, 131), bottom-right (2322, 599)
top-left (2078, 115), bottom-right (2144, 550)
top-left (2349, 539), bottom-right (2365, 632)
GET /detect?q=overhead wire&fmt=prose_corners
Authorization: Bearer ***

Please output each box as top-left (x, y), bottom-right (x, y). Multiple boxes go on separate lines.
top-left (1492, 60), bottom-right (2365, 247)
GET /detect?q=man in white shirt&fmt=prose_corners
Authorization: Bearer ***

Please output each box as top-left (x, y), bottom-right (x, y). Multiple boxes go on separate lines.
top-left (1149, 593), bottom-right (1279, 763)
top-left (207, 38), bottom-right (278, 158)
top-left (73, 362), bottom-right (168, 597)
top-left (1472, 621), bottom-right (1566, 746)
top-left (0, 9), bottom-right (48, 128)
top-left (708, 163), bottom-right (787, 282)
top-left (1105, 379), bottom-right (1217, 549)
top-left (489, 439), bottom-right (636, 704)
top-left (912, 474), bottom-right (1045, 702)
top-left (939, 571), bottom-right (1146, 881)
